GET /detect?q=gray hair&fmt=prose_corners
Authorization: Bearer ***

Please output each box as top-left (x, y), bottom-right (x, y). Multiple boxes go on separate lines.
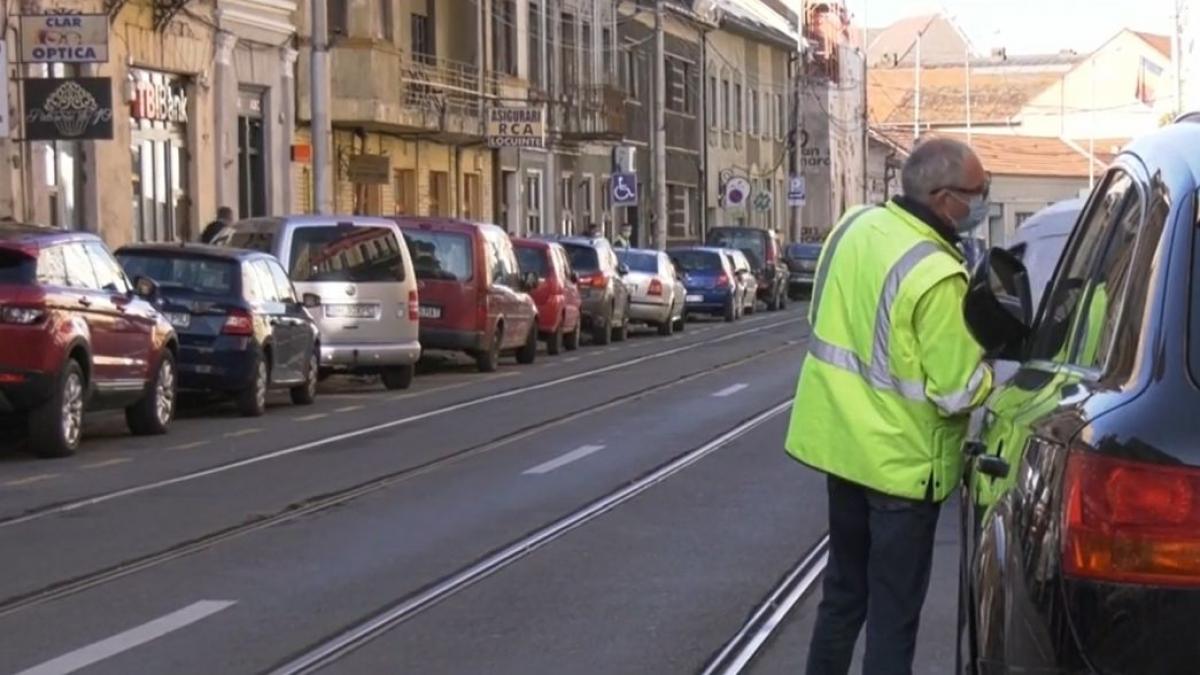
top-left (900, 137), bottom-right (976, 205)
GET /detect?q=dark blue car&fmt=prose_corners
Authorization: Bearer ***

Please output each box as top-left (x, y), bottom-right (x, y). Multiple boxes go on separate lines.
top-left (116, 244), bottom-right (322, 417)
top-left (783, 242), bottom-right (822, 298)
top-left (667, 246), bottom-right (740, 322)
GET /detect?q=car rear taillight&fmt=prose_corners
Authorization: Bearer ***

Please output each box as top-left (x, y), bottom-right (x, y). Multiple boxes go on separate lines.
top-left (648, 279), bottom-right (663, 296)
top-left (222, 308), bottom-right (254, 336)
top-left (0, 305), bottom-right (46, 325)
top-left (407, 290), bottom-right (419, 321)
top-left (715, 273), bottom-right (730, 288)
top-left (765, 244), bottom-right (777, 265)
top-left (585, 274), bottom-right (607, 289)
top-left (1063, 449), bottom-right (1200, 587)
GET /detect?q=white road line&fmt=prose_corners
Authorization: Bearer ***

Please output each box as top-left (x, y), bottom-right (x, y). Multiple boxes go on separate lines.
top-left (14, 600), bottom-right (235, 675)
top-left (80, 458), bottom-right (131, 470)
top-left (1, 317), bottom-right (802, 529)
top-left (167, 441), bottom-right (208, 451)
top-left (562, 357), bottom-right (580, 363)
top-left (712, 383), bottom-right (749, 398)
top-left (334, 405), bottom-right (364, 413)
top-left (224, 428), bottom-right (262, 438)
top-left (523, 444), bottom-right (606, 475)
top-left (3, 474), bottom-right (59, 487)
top-left (294, 413), bottom-right (328, 422)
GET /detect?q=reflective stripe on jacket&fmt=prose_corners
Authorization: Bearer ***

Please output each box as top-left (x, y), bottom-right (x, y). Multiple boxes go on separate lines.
top-left (785, 201), bottom-right (993, 501)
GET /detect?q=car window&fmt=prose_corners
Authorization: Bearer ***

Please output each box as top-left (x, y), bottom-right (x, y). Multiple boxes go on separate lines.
top-left (251, 260), bottom-right (282, 302)
top-left (563, 244), bottom-right (600, 273)
top-left (62, 243), bottom-right (99, 290)
top-left (0, 247), bottom-right (34, 284)
top-left (672, 250), bottom-right (723, 273)
top-left (1028, 172), bottom-right (1134, 362)
top-left (119, 253), bottom-right (239, 297)
top-left (242, 263), bottom-right (266, 302)
top-left (515, 246), bottom-right (549, 278)
top-left (84, 242), bottom-right (130, 294)
top-left (616, 250), bottom-right (659, 274)
top-left (264, 260), bottom-right (298, 303)
top-left (403, 230), bottom-right (473, 281)
top-left (708, 228), bottom-right (767, 268)
top-left (485, 231), bottom-right (517, 286)
top-left (217, 228), bottom-right (275, 253)
top-left (289, 225), bottom-right (406, 283)
top-left (34, 246), bottom-right (65, 286)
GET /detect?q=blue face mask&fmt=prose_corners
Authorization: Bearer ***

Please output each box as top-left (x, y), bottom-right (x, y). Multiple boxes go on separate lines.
top-left (951, 193), bottom-right (989, 233)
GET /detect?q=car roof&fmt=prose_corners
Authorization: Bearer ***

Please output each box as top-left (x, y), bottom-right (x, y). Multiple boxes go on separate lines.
top-left (617, 247), bottom-right (660, 256)
top-left (394, 216), bottom-right (499, 234)
top-left (117, 242), bottom-right (268, 262)
top-left (668, 246), bottom-right (727, 254)
top-left (511, 237), bottom-right (551, 249)
top-left (1012, 198), bottom-right (1085, 242)
top-left (0, 222), bottom-right (100, 250)
top-left (1122, 117), bottom-right (1200, 195)
top-left (235, 215), bottom-right (402, 230)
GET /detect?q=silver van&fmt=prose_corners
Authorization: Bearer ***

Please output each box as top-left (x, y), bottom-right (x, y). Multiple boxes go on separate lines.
top-left (213, 215), bottom-right (421, 390)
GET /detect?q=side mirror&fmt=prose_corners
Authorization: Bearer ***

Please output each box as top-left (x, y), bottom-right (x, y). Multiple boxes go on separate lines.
top-left (302, 292), bottom-right (322, 309)
top-left (133, 275), bottom-right (159, 300)
top-left (569, 271), bottom-right (580, 284)
top-left (522, 271), bottom-right (540, 291)
top-left (964, 247), bottom-right (1033, 361)
top-left (617, 263), bottom-right (630, 276)
top-left (976, 455), bottom-right (1011, 479)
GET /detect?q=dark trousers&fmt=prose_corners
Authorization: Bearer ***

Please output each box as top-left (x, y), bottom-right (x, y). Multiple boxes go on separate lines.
top-left (806, 474), bottom-right (942, 675)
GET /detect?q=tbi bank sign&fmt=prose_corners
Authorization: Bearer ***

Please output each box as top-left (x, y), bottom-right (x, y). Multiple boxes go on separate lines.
top-left (20, 14), bottom-right (109, 63)
top-left (487, 107), bottom-right (545, 149)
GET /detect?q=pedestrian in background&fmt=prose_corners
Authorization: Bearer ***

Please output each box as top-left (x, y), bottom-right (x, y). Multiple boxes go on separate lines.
top-left (786, 137), bottom-right (994, 675)
top-left (200, 206), bottom-right (235, 244)
top-left (613, 224), bottom-right (632, 248)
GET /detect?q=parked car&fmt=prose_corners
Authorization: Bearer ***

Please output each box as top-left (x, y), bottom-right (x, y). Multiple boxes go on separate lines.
top-left (398, 219), bottom-right (539, 372)
top-left (960, 236), bottom-right (988, 273)
top-left (512, 237), bottom-right (582, 355)
top-left (535, 235), bottom-right (631, 345)
top-left (783, 242), bottom-right (821, 299)
top-left (706, 226), bottom-right (788, 310)
top-left (212, 216), bottom-right (420, 390)
top-left (668, 246), bottom-right (740, 322)
top-left (724, 248), bottom-right (758, 315)
top-left (116, 244), bottom-right (322, 417)
top-left (0, 225), bottom-right (177, 457)
top-left (1007, 197), bottom-right (1084, 311)
top-left (957, 117), bottom-right (1200, 675)
top-left (616, 247), bottom-right (686, 336)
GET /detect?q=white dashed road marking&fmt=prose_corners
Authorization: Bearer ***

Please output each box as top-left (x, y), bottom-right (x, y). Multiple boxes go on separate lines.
top-left (523, 444), bottom-right (607, 475)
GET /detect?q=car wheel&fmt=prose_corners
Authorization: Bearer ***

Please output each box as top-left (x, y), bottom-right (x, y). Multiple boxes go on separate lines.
top-left (592, 315), bottom-right (612, 345)
top-left (612, 317), bottom-right (628, 342)
top-left (127, 351), bottom-right (177, 435)
top-left (564, 323), bottom-right (580, 351)
top-left (546, 320), bottom-right (564, 356)
top-left (476, 328), bottom-right (502, 372)
top-left (381, 364), bottom-right (415, 390)
top-left (236, 354), bottom-right (269, 417)
top-left (745, 298), bottom-right (756, 315)
top-left (673, 313), bottom-right (686, 332)
top-left (291, 351), bottom-right (320, 405)
top-left (657, 314), bottom-right (674, 336)
top-left (517, 325), bottom-right (538, 365)
top-left (29, 359), bottom-right (86, 458)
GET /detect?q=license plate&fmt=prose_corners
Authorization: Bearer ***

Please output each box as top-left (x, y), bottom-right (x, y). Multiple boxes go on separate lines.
top-left (165, 312), bottom-right (190, 328)
top-left (686, 294), bottom-right (703, 303)
top-left (418, 305), bottom-right (442, 319)
top-left (325, 303), bottom-right (379, 319)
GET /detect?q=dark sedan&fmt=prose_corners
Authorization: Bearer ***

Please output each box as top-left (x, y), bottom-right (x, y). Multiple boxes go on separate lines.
top-left (117, 244), bottom-right (322, 417)
top-left (783, 242), bottom-right (821, 299)
top-left (957, 116), bottom-right (1200, 674)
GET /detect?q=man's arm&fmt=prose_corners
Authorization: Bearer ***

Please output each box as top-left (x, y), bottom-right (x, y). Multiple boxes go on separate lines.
top-left (914, 274), bottom-right (993, 417)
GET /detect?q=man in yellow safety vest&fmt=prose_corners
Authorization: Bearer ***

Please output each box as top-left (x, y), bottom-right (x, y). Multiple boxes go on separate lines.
top-left (786, 137), bottom-right (994, 675)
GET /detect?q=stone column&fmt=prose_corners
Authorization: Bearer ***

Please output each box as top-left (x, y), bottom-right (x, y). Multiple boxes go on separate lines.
top-left (213, 30), bottom-right (238, 215)
top-left (280, 47), bottom-right (299, 214)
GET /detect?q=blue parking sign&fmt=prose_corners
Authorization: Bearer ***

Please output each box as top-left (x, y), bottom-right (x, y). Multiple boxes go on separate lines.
top-left (611, 172), bottom-right (638, 207)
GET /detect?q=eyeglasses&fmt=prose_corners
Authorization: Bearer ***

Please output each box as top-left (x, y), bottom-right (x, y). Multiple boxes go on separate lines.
top-left (931, 173), bottom-right (992, 200)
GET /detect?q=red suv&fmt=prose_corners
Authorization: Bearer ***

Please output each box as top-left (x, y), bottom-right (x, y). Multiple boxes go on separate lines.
top-left (512, 238), bottom-right (583, 354)
top-left (0, 225), bottom-right (178, 457)
top-left (397, 218), bottom-right (539, 372)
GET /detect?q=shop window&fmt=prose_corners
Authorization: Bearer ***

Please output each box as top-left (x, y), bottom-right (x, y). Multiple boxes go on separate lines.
top-left (237, 90), bottom-right (266, 220)
top-left (464, 173), bottom-right (483, 220)
top-left (394, 169), bottom-right (416, 215)
top-left (668, 184), bottom-right (693, 238)
top-left (526, 171), bottom-right (543, 233)
top-left (429, 170), bottom-right (449, 216)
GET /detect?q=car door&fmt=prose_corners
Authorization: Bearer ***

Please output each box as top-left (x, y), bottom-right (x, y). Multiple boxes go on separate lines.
top-left (604, 243), bottom-right (629, 323)
top-left (251, 259), bottom-right (300, 383)
top-left (962, 167), bottom-right (1168, 667)
top-left (83, 241), bottom-right (154, 389)
top-left (264, 258), bottom-right (312, 382)
top-left (59, 242), bottom-right (121, 388)
top-left (555, 245), bottom-right (581, 331)
top-left (482, 230), bottom-right (520, 348)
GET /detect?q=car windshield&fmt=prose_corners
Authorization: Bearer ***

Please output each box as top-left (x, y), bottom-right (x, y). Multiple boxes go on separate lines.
top-left (0, 248), bottom-right (34, 284)
top-left (708, 229), bottom-right (766, 268)
top-left (514, 246), bottom-right (549, 278)
top-left (217, 229), bottom-right (276, 253)
top-left (617, 250), bottom-right (659, 274)
top-left (403, 230), bottom-right (473, 281)
top-left (562, 244), bottom-right (600, 273)
top-left (118, 253), bottom-right (238, 296)
top-left (290, 225), bottom-right (407, 283)
top-left (786, 243), bottom-right (821, 259)
top-left (671, 250), bottom-right (723, 273)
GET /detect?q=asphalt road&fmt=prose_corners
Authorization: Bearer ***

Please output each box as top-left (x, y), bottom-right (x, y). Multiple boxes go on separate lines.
top-left (0, 304), bottom-right (956, 675)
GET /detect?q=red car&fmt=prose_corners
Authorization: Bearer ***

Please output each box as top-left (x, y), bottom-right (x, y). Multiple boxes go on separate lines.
top-left (0, 224), bottom-right (179, 457)
top-left (512, 238), bottom-right (583, 354)
top-left (397, 218), bottom-right (539, 373)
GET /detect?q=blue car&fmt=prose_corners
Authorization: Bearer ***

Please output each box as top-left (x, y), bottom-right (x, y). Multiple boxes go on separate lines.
top-left (667, 246), bottom-right (741, 322)
top-left (116, 244), bottom-right (323, 417)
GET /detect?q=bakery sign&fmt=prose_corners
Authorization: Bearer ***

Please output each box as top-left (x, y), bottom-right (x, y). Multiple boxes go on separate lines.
top-left (19, 14), bottom-right (109, 63)
top-left (23, 77), bottom-right (114, 141)
top-left (131, 75), bottom-right (188, 124)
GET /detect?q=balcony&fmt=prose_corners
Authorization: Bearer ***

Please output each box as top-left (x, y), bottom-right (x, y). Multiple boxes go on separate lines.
top-left (553, 85), bottom-right (627, 143)
top-left (318, 42), bottom-right (497, 142)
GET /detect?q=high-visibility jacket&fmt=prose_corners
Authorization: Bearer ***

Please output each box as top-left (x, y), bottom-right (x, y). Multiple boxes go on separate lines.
top-left (785, 201), bottom-right (993, 501)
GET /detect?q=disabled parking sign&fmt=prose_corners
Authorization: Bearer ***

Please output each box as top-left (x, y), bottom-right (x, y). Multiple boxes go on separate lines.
top-left (611, 173), bottom-right (638, 207)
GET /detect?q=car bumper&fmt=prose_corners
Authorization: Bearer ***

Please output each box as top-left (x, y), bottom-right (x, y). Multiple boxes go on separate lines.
top-left (419, 328), bottom-right (486, 353)
top-left (628, 300), bottom-right (671, 324)
top-left (321, 341), bottom-right (422, 369)
top-left (0, 367), bottom-right (56, 413)
top-left (789, 272), bottom-right (815, 288)
top-left (578, 296), bottom-right (611, 328)
top-left (683, 290), bottom-right (732, 313)
top-left (177, 342), bottom-right (259, 392)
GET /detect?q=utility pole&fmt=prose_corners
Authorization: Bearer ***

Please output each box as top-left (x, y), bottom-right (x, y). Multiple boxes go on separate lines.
top-left (1174, 0), bottom-right (1185, 114)
top-left (965, 42), bottom-right (972, 144)
top-left (790, 8), bottom-right (804, 243)
top-left (913, 30), bottom-right (921, 138)
top-left (310, 0), bottom-right (333, 213)
top-left (860, 0), bottom-right (869, 202)
top-left (652, 0), bottom-right (668, 250)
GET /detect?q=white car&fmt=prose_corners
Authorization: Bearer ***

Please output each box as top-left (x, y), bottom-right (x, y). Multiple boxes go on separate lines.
top-left (615, 248), bottom-right (687, 336)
